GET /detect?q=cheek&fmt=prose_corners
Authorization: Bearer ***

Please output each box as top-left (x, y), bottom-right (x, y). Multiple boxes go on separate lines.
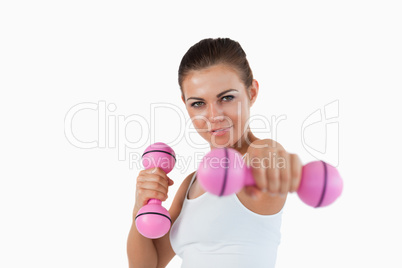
top-left (193, 119), bottom-right (205, 129)
top-left (188, 110), bottom-right (208, 129)
top-left (231, 100), bottom-right (247, 117)
top-left (233, 102), bottom-right (250, 129)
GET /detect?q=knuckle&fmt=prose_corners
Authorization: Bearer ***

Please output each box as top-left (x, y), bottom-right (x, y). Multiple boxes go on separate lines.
top-left (154, 167), bottom-right (166, 176)
top-left (150, 181), bottom-right (159, 190)
top-left (136, 174), bottom-right (144, 182)
top-left (159, 183), bottom-right (167, 192)
top-left (157, 182), bottom-right (165, 192)
top-left (137, 188), bottom-right (144, 196)
top-left (162, 177), bottom-right (169, 186)
top-left (151, 174), bottom-right (161, 182)
top-left (145, 167), bottom-right (158, 175)
top-left (152, 167), bottom-right (161, 174)
top-left (156, 174), bottom-right (166, 182)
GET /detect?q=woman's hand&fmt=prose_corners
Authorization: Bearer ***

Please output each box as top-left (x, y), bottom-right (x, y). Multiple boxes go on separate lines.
top-left (244, 139), bottom-right (302, 198)
top-left (134, 167), bottom-right (174, 212)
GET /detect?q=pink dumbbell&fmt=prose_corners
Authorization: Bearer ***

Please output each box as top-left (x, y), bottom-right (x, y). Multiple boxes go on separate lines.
top-left (197, 148), bottom-right (343, 208)
top-left (135, 142), bottom-right (176, 239)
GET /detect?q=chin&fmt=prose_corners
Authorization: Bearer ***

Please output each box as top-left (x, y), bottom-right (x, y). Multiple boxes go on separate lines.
top-left (209, 137), bottom-right (238, 148)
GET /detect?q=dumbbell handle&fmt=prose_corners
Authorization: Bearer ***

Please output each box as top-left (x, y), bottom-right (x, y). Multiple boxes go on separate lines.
top-left (146, 199), bottom-right (162, 205)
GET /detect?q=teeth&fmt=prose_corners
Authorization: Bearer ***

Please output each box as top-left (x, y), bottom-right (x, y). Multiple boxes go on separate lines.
top-left (213, 127), bottom-right (230, 132)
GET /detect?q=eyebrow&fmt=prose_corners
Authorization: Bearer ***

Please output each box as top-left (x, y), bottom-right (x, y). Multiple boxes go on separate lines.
top-left (186, 89), bottom-right (239, 102)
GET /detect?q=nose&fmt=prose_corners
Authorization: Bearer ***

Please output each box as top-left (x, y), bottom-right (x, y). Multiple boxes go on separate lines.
top-left (207, 103), bottom-right (225, 123)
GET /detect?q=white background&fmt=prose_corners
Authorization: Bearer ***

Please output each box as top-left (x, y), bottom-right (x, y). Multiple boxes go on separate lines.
top-left (1, 0), bottom-right (401, 267)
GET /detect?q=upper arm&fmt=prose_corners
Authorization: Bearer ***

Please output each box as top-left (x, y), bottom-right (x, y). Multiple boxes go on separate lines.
top-left (153, 171), bottom-right (195, 268)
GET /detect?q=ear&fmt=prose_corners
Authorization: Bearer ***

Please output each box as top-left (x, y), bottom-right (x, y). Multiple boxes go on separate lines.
top-left (248, 79), bottom-right (259, 107)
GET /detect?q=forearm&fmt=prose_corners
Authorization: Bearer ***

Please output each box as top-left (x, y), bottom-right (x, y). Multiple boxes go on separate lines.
top-left (127, 206), bottom-right (158, 268)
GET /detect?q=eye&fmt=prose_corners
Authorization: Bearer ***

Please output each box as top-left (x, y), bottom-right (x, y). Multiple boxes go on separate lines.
top-left (221, 95), bottom-right (234, 102)
top-left (191, 101), bottom-right (205, 108)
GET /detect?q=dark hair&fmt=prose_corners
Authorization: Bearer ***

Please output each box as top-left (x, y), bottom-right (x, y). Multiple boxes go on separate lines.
top-left (178, 38), bottom-right (253, 96)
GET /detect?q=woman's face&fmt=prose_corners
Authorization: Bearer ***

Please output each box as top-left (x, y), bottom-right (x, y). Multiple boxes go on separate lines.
top-left (181, 64), bottom-right (258, 148)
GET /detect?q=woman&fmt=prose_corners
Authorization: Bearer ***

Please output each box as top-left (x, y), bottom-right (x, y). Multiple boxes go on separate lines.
top-left (127, 38), bottom-right (302, 268)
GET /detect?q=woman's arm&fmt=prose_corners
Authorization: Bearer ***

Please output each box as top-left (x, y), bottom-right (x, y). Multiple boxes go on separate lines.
top-left (127, 206), bottom-right (158, 268)
top-left (153, 171), bottom-right (194, 268)
top-left (127, 171), bottom-right (194, 268)
top-left (237, 139), bottom-right (302, 215)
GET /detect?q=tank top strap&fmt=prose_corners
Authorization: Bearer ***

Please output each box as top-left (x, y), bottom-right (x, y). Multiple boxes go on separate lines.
top-left (184, 171), bottom-right (197, 200)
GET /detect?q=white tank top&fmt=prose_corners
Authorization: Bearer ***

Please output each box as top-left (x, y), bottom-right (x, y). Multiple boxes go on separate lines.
top-left (170, 164), bottom-right (284, 268)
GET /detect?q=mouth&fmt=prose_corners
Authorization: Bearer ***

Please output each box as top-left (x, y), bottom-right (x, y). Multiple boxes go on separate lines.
top-left (209, 126), bottom-right (233, 135)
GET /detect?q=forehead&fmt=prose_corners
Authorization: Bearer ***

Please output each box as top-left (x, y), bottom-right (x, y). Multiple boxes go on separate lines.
top-left (182, 64), bottom-right (245, 97)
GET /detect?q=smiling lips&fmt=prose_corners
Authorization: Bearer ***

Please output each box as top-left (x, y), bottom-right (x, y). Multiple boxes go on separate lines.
top-left (210, 126), bottom-right (232, 136)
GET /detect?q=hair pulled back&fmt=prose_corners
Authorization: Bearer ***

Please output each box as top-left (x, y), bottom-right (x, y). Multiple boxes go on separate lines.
top-left (178, 38), bottom-right (253, 96)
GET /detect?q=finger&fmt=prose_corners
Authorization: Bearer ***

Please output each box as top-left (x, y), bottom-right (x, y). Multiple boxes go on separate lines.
top-left (137, 174), bottom-right (169, 192)
top-left (137, 188), bottom-right (168, 204)
top-left (167, 177), bottom-right (174, 186)
top-left (143, 167), bottom-right (168, 179)
top-left (279, 151), bottom-right (291, 196)
top-left (138, 181), bottom-right (168, 199)
top-left (246, 147), bottom-right (267, 191)
top-left (290, 154), bottom-right (302, 192)
top-left (138, 180), bottom-right (167, 193)
top-left (267, 151), bottom-right (280, 194)
top-left (250, 155), bottom-right (268, 191)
